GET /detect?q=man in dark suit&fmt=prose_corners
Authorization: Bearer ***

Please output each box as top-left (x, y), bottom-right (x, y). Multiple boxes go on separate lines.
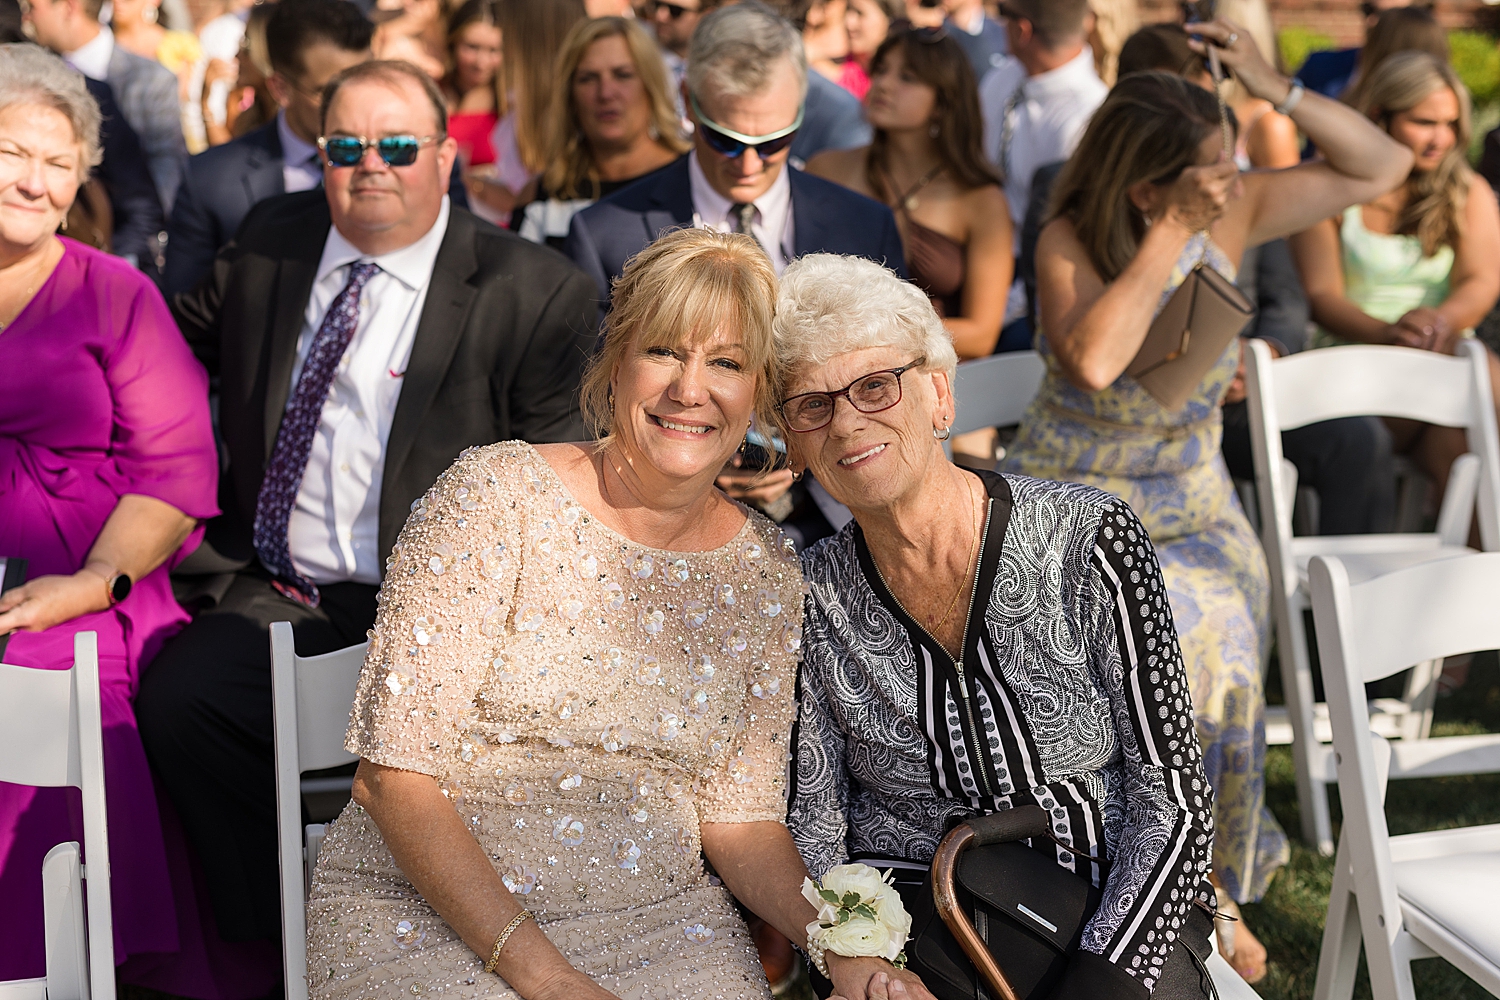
top-left (136, 61), bottom-right (596, 953)
top-left (24, 0), bottom-right (188, 211)
top-left (564, 0), bottom-right (905, 310)
top-left (84, 77), bottom-right (167, 273)
top-left (163, 0), bottom-right (370, 298)
top-left (164, 0), bottom-right (470, 297)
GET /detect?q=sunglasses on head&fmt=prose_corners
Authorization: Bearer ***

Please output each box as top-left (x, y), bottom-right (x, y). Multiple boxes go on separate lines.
top-left (649, 0), bottom-right (695, 18)
top-left (317, 133), bottom-right (440, 167)
top-left (690, 94), bottom-right (804, 159)
top-left (889, 18), bottom-right (948, 42)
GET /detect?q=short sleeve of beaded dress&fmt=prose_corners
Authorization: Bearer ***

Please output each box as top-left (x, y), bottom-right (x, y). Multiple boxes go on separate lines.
top-left (309, 442), bottom-right (804, 1000)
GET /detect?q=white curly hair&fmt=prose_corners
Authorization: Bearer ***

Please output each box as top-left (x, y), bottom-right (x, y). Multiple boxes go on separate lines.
top-left (773, 254), bottom-right (958, 391)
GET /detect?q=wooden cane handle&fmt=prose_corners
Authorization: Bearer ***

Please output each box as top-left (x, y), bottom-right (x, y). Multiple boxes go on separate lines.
top-left (931, 825), bottom-right (1024, 1000)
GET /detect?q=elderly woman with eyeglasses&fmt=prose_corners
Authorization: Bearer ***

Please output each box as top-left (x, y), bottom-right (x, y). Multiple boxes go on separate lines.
top-left (779, 254), bottom-right (1215, 1000)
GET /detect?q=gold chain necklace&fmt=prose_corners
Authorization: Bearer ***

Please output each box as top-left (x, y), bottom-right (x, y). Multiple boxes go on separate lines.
top-left (930, 472), bottom-right (979, 635)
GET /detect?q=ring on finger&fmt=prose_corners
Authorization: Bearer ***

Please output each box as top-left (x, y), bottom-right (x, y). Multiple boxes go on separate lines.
top-left (1227, 32), bottom-right (1239, 45)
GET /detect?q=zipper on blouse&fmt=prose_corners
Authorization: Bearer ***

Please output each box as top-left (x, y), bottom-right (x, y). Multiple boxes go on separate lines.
top-left (871, 498), bottom-right (996, 800)
top-left (956, 501), bottom-right (995, 799)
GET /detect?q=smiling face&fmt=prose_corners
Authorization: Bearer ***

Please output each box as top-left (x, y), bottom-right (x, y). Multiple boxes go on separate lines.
top-left (0, 102), bottom-right (82, 257)
top-left (574, 34), bottom-right (652, 152)
top-left (865, 45), bottom-right (937, 132)
top-left (689, 59), bottom-right (802, 205)
top-left (321, 72), bottom-right (457, 255)
top-left (784, 347), bottom-right (952, 514)
top-left (610, 325), bottom-right (759, 486)
top-left (844, 0), bottom-right (891, 59)
top-left (451, 20), bottom-right (501, 94)
top-left (1388, 86), bottom-right (1460, 172)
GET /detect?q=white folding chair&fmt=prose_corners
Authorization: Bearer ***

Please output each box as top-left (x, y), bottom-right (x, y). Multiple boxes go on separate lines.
top-left (947, 351), bottom-right (1048, 461)
top-left (1308, 552), bottom-right (1500, 1000)
top-left (270, 622), bottom-right (368, 1000)
top-left (1244, 339), bottom-right (1500, 853)
top-left (0, 633), bottom-right (114, 1000)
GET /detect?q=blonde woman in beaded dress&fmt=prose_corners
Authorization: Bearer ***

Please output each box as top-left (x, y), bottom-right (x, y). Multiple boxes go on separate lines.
top-left (1000, 23), bottom-right (1411, 982)
top-left (305, 228), bottom-right (935, 1000)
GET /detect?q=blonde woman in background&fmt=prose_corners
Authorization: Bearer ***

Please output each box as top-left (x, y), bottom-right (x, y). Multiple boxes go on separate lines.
top-left (517, 16), bottom-right (688, 249)
top-left (1292, 51), bottom-right (1500, 500)
top-left (468, 0), bottom-right (588, 221)
top-left (1087, 0), bottom-right (1139, 86)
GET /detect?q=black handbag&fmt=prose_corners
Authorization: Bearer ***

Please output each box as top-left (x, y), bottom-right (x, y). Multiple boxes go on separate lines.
top-left (903, 806), bottom-right (1218, 1000)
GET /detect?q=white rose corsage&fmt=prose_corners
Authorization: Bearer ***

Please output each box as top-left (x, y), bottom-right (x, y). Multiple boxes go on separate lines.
top-left (801, 864), bottom-right (913, 979)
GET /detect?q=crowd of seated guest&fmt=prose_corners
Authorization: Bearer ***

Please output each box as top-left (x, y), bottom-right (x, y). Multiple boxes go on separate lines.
top-left (7, 1), bottom-right (1500, 998)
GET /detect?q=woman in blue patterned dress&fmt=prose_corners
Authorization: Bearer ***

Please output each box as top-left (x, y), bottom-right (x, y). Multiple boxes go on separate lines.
top-left (1001, 20), bottom-right (1411, 980)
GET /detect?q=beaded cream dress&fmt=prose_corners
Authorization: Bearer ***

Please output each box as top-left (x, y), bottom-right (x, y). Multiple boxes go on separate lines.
top-left (306, 441), bottom-right (805, 1000)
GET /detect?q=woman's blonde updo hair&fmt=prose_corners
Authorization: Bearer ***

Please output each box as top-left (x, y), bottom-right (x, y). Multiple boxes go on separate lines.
top-left (580, 228), bottom-right (780, 444)
top-left (1351, 51), bottom-right (1472, 259)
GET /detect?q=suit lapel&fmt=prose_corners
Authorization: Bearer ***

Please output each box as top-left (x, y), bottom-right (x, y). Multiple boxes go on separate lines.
top-left (262, 208), bottom-right (328, 459)
top-left (243, 123), bottom-right (286, 206)
top-left (382, 211), bottom-right (479, 501)
top-left (787, 169), bottom-right (830, 258)
top-left (646, 158), bottom-right (695, 239)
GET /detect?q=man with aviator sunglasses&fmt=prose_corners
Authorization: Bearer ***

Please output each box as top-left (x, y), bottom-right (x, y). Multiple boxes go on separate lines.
top-left (565, 0), bottom-right (904, 310)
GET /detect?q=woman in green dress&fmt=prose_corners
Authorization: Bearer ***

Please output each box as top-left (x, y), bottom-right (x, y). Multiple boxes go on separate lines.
top-left (1292, 51), bottom-right (1500, 500)
top-left (1001, 20), bottom-right (1411, 981)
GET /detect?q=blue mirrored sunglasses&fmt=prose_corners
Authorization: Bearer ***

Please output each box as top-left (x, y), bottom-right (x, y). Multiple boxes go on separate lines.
top-left (689, 94), bottom-right (804, 159)
top-left (318, 133), bottom-right (441, 167)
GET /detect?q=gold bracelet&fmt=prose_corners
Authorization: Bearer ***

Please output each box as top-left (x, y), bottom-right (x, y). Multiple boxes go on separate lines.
top-left (482, 910), bottom-right (533, 974)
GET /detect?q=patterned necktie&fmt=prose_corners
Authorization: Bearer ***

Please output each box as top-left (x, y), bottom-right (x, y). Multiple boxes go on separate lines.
top-left (730, 202), bottom-right (767, 256)
top-left (253, 261), bottom-right (381, 607)
top-left (997, 84), bottom-right (1026, 185)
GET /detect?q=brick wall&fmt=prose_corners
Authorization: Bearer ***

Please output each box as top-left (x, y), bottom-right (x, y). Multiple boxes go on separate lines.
top-left (1138, 0), bottom-right (1488, 45)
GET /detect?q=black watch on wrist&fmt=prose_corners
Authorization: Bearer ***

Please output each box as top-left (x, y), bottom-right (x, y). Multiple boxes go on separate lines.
top-left (106, 572), bottom-right (132, 606)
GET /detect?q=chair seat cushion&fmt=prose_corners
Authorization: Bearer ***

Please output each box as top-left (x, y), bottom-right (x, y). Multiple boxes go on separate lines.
top-left (1396, 849), bottom-right (1500, 959)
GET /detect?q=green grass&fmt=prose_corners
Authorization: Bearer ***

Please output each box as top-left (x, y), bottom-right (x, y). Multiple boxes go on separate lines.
top-left (1245, 652), bottom-right (1500, 1000)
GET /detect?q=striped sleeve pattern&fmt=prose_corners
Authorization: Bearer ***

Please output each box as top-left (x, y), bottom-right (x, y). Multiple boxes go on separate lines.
top-left (1075, 499), bottom-right (1215, 994)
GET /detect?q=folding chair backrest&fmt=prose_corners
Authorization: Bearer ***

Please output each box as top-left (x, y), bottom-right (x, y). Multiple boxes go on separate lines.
top-left (0, 634), bottom-right (114, 1000)
top-left (0, 661), bottom-right (82, 789)
top-left (270, 623), bottom-right (368, 1000)
top-left (1245, 340), bottom-right (1500, 556)
top-left (1311, 551), bottom-right (1500, 687)
top-left (951, 351), bottom-right (1047, 437)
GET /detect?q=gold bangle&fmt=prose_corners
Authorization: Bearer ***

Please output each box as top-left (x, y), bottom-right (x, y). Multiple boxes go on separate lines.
top-left (482, 910), bottom-right (533, 974)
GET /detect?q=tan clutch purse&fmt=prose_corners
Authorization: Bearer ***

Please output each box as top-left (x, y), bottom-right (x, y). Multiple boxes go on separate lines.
top-left (1126, 262), bottom-right (1255, 411)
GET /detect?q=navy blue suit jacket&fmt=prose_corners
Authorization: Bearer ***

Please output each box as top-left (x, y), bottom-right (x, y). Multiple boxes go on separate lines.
top-left (84, 77), bottom-right (165, 273)
top-left (165, 119), bottom-right (474, 298)
top-left (563, 155), bottom-right (906, 310)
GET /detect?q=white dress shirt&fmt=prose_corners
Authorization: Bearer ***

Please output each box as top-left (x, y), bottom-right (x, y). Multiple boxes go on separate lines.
top-left (63, 25), bottom-right (114, 82)
top-left (979, 46), bottom-right (1107, 320)
top-left (688, 150), bottom-right (795, 275)
top-left (285, 197), bottom-right (451, 585)
top-left (277, 111), bottom-right (323, 193)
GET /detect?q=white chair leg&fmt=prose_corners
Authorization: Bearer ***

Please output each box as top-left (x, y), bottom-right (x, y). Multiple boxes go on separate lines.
top-left (1280, 606), bottom-right (1334, 853)
top-left (1399, 659), bottom-right (1439, 741)
top-left (1313, 836), bottom-right (1362, 1000)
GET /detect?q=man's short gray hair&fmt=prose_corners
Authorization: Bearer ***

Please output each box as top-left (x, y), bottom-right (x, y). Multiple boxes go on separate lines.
top-left (774, 254), bottom-right (958, 385)
top-left (687, 1), bottom-right (808, 102)
top-left (0, 43), bottom-right (102, 179)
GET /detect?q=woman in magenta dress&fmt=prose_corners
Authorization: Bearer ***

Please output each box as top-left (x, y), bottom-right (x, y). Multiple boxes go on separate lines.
top-left (0, 45), bottom-right (231, 990)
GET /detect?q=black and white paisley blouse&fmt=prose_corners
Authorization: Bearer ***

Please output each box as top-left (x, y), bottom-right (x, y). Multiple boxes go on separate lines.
top-left (787, 471), bottom-right (1214, 998)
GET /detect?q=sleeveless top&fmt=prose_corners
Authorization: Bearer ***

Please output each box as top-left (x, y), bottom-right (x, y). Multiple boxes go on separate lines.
top-left (900, 207), bottom-right (966, 319)
top-left (1311, 204), bottom-right (1455, 350)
